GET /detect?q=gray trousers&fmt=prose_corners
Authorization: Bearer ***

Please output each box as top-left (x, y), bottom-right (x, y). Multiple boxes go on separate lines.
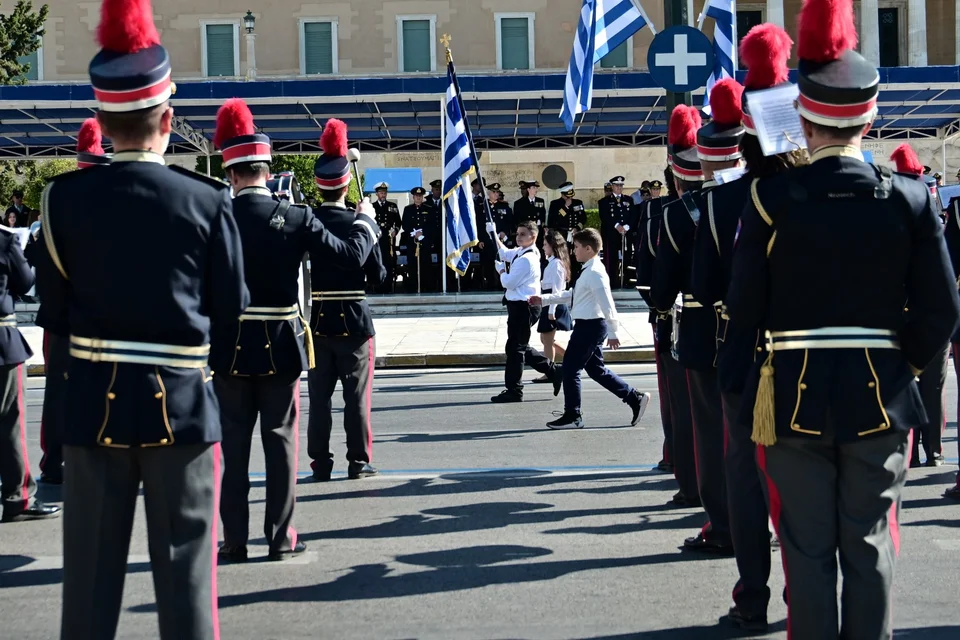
top-left (0, 363), bottom-right (34, 513)
top-left (40, 332), bottom-right (69, 474)
top-left (688, 368), bottom-right (730, 543)
top-left (215, 373), bottom-right (300, 553)
top-left (61, 444), bottom-right (219, 640)
top-left (662, 355), bottom-right (698, 500)
top-left (914, 342), bottom-right (949, 461)
top-left (307, 336), bottom-right (375, 465)
top-left (763, 429), bottom-right (910, 640)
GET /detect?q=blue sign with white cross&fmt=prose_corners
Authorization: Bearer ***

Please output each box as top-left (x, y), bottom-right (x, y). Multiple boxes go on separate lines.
top-left (647, 26), bottom-right (715, 94)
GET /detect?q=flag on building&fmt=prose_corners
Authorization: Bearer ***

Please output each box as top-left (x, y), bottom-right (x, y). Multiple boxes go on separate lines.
top-left (699, 0), bottom-right (737, 114)
top-left (442, 61), bottom-right (479, 275)
top-left (561, 0), bottom-right (656, 131)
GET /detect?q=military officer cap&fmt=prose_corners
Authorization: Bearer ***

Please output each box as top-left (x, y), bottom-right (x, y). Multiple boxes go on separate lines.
top-left (213, 98), bottom-right (272, 168)
top-left (795, 0), bottom-right (878, 129)
top-left (608, 176), bottom-right (626, 186)
top-left (668, 105), bottom-right (704, 182)
top-left (486, 182), bottom-right (502, 192)
top-left (519, 180), bottom-right (540, 189)
top-left (11, 189), bottom-right (22, 198)
top-left (430, 179), bottom-right (442, 189)
top-left (313, 119), bottom-right (352, 190)
top-left (934, 172), bottom-right (942, 180)
top-left (410, 186), bottom-right (427, 196)
top-left (640, 180), bottom-right (651, 189)
top-left (922, 166), bottom-right (932, 175)
top-left (559, 182), bottom-right (575, 196)
top-left (739, 24), bottom-right (794, 135)
top-left (472, 177), bottom-right (487, 188)
top-left (89, 0), bottom-right (175, 113)
top-left (374, 181), bottom-right (389, 191)
top-left (650, 180), bottom-right (663, 190)
top-left (76, 118), bottom-right (110, 168)
top-left (697, 78), bottom-right (745, 162)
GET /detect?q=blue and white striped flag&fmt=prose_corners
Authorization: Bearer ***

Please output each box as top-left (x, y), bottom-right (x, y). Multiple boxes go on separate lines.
top-left (442, 63), bottom-right (479, 275)
top-left (699, 0), bottom-right (737, 115)
top-left (561, 0), bottom-right (656, 131)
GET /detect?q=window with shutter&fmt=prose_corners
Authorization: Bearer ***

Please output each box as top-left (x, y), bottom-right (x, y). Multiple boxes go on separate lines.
top-left (600, 40), bottom-right (630, 69)
top-left (205, 24), bottom-right (236, 77)
top-left (401, 19), bottom-right (432, 72)
top-left (304, 22), bottom-right (334, 75)
top-left (500, 17), bottom-right (531, 70)
top-left (17, 50), bottom-right (39, 81)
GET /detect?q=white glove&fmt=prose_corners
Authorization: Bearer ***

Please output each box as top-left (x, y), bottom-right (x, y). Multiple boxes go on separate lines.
top-left (355, 197), bottom-right (374, 217)
top-left (486, 222), bottom-right (497, 236)
top-left (495, 260), bottom-right (505, 273)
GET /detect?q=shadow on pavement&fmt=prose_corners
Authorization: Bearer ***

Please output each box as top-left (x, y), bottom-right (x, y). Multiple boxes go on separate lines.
top-left (372, 398), bottom-right (552, 413)
top-left (566, 619), bottom-right (788, 638)
top-left (376, 428), bottom-right (557, 444)
top-left (0, 555), bottom-right (151, 589)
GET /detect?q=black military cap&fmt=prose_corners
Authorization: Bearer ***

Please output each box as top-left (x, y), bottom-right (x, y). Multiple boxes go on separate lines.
top-left (11, 189), bottom-right (23, 198)
top-left (672, 147), bottom-right (705, 182)
top-left (430, 179), bottom-right (442, 188)
top-left (640, 180), bottom-right (651, 189)
top-left (214, 99), bottom-right (272, 169)
top-left (410, 187), bottom-right (427, 196)
top-left (486, 182), bottom-right (502, 192)
top-left (650, 180), bottom-right (663, 190)
top-left (697, 78), bottom-right (745, 162)
top-left (519, 180), bottom-right (540, 189)
top-left (314, 119), bottom-right (352, 190)
top-left (558, 182), bottom-right (575, 195)
top-left (608, 176), bottom-right (625, 185)
top-left (796, 0), bottom-right (878, 129)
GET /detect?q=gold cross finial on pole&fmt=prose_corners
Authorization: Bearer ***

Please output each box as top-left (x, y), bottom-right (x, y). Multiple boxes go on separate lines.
top-left (440, 33), bottom-right (452, 48)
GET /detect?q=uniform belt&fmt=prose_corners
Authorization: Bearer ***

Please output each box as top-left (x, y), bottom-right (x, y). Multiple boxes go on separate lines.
top-left (0, 314), bottom-right (16, 327)
top-left (312, 290), bottom-right (366, 301)
top-left (682, 294), bottom-right (703, 308)
top-left (239, 304), bottom-right (299, 321)
top-left (766, 327), bottom-right (899, 352)
top-left (70, 336), bottom-right (210, 369)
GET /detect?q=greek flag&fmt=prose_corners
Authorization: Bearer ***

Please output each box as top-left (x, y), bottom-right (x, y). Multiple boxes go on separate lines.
top-left (442, 62), bottom-right (479, 275)
top-left (561, 0), bottom-right (656, 131)
top-left (699, 0), bottom-right (737, 114)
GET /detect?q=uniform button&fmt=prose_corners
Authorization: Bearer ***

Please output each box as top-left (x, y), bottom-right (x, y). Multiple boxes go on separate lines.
top-left (233, 370), bottom-right (239, 375)
top-left (154, 392), bottom-right (163, 399)
top-left (315, 331), bottom-right (320, 336)
top-left (868, 381), bottom-right (876, 388)
top-left (160, 438), bottom-right (168, 444)
top-left (340, 313), bottom-right (345, 318)
top-left (103, 437), bottom-right (112, 445)
top-left (799, 383), bottom-right (807, 390)
top-left (236, 345), bottom-right (242, 350)
top-left (320, 313), bottom-right (325, 317)
top-left (342, 332), bottom-right (349, 336)
top-left (264, 344), bottom-right (270, 349)
top-left (268, 370), bottom-right (275, 375)
top-left (757, 347), bottom-right (763, 352)
top-left (63, 372), bottom-right (69, 380)
top-left (880, 423), bottom-right (888, 429)
top-left (792, 424), bottom-right (801, 430)
top-left (107, 392), bottom-right (116, 400)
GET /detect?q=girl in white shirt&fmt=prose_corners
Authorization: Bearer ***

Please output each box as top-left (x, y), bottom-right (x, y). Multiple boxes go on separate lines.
top-left (533, 231), bottom-right (573, 382)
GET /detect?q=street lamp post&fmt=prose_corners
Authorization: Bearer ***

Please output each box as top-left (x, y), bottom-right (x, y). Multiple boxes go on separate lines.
top-left (243, 10), bottom-right (257, 81)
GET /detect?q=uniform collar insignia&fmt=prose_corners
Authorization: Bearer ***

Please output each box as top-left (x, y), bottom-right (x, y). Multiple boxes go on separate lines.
top-left (809, 145), bottom-right (864, 164)
top-left (235, 186), bottom-right (273, 197)
top-left (111, 150), bottom-right (166, 165)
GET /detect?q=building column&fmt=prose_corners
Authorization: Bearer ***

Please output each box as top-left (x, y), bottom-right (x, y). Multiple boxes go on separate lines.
top-left (766, 0), bottom-right (784, 27)
top-left (860, 0), bottom-right (881, 67)
top-left (907, 0), bottom-right (927, 66)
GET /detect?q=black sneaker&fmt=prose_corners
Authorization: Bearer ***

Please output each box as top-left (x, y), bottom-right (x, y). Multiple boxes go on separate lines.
top-left (547, 412), bottom-right (584, 430)
top-left (348, 463), bottom-right (378, 479)
top-left (491, 390), bottom-right (523, 403)
top-left (626, 391), bottom-right (651, 426)
top-left (217, 544), bottom-right (248, 563)
top-left (723, 606), bottom-right (768, 632)
top-left (268, 541), bottom-right (307, 561)
top-left (2, 500), bottom-right (61, 523)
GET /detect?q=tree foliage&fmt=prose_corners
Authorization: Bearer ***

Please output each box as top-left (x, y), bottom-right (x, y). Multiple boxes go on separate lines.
top-left (0, 158), bottom-right (75, 209)
top-left (0, 1), bottom-right (49, 85)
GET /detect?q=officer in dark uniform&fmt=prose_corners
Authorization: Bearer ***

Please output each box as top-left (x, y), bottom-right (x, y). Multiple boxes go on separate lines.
top-left (944, 188), bottom-right (960, 500)
top-left (371, 182), bottom-right (401, 293)
top-left (514, 180), bottom-right (546, 252)
top-left (475, 183), bottom-right (514, 291)
top-left (652, 105), bottom-right (735, 555)
top-left (426, 179), bottom-right (443, 209)
top-left (726, 2), bottom-right (960, 635)
top-left (308, 122), bottom-right (385, 480)
top-left (401, 186), bottom-right (432, 294)
top-left (546, 182), bottom-right (586, 279)
top-left (598, 176), bottom-right (635, 288)
top-left (4, 189), bottom-right (30, 228)
top-left (38, 2), bottom-right (250, 636)
top-left (27, 117), bottom-right (110, 486)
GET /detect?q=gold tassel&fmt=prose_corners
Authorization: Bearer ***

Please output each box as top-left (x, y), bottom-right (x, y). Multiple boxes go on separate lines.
top-left (300, 313), bottom-right (316, 370)
top-left (751, 351), bottom-right (777, 446)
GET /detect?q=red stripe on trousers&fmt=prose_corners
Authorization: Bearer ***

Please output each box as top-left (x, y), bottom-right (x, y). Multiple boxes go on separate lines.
top-left (366, 337), bottom-right (375, 460)
top-left (891, 430), bottom-right (913, 557)
top-left (16, 364), bottom-right (29, 510)
top-left (211, 442), bottom-right (222, 640)
top-left (756, 444), bottom-right (788, 638)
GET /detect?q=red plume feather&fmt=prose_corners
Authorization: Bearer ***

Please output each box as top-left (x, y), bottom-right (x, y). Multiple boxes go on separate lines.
top-left (77, 118), bottom-right (104, 155)
top-left (798, 0), bottom-right (858, 63)
top-left (320, 118), bottom-right (349, 157)
top-left (667, 106), bottom-right (701, 148)
top-left (890, 144), bottom-right (923, 176)
top-left (709, 78), bottom-right (744, 126)
top-left (214, 98), bottom-right (255, 149)
top-left (740, 23), bottom-right (793, 90)
top-left (97, 0), bottom-right (161, 53)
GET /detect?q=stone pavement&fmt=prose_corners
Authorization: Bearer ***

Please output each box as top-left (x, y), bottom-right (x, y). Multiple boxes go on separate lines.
top-left (20, 311), bottom-right (656, 375)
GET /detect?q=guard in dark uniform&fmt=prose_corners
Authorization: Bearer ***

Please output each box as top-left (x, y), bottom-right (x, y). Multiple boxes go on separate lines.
top-left (39, 2), bottom-right (249, 636)
top-left (652, 105), bottom-right (734, 554)
top-left (426, 179), bottom-right (443, 209)
top-left (371, 182), bottom-right (401, 293)
top-left (546, 182), bottom-right (586, 246)
top-left (514, 180), bottom-right (546, 252)
top-left (401, 186), bottom-right (432, 294)
top-left (598, 176), bottom-right (635, 288)
top-left (726, 2), bottom-right (960, 635)
top-left (690, 29), bottom-right (798, 628)
top-left (307, 120), bottom-right (385, 480)
top-left (475, 183), bottom-right (514, 291)
top-left (944, 191), bottom-right (960, 500)
top-left (29, 118), bottom-right (110, 486)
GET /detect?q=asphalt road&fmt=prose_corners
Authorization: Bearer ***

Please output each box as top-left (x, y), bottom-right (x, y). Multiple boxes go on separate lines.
top-left (2, 364), bottom-right (959, 639)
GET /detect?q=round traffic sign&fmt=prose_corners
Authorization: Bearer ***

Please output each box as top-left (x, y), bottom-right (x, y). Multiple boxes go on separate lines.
top-left (647, 26), bottom-right (716, 93)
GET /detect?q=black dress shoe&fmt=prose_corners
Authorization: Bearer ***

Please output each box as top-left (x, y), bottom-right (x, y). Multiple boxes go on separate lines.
top-left (348, 463), bottom-right (378, 479)
top-left (217, 544), bottom-right (248, 563)
top-left (944, 484), bottom-right (960, 501)
top-left (723, 606), bottom-right (768, 632)
top-left (655, 460), bottom-right (674, 473)
top-left (682, 532), bottom-right (735, 556)
top-left (909, 456), bottom-right (922, 469)
top-left (546, 412), bottom-right (584, 430)
top-left (268, 541), bottom-right (307, 561)
top-left (309, 459), bottom-right (334, 482)
top-left (38, 473), bottom-right (63, 485)
top-left (491, 390), bottom-right (523, 403)
top-left (669, 492), bottom-right (701, 508)
top-left (626, 391), bottom-right (651, 426)
top-left (2, 501), bottom-right (62, 523)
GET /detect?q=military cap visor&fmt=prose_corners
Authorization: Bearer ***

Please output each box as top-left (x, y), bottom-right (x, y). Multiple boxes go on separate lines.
top-left (77, 152), bottom-right (111, 169)
top-left (608, 176), bottom-right (626, 185)
top-left (430, 179), bottom-right (442, 188)
top-left (650, 180), bottom-right (663, 189)
top-left (410, 187), bottom-right (427, 196)
top-left (374, 182), bottom-right (389, 191)
top-left (558, 182), bottom-right (575, 193)
top-left (486, 183), bottom-right (502, 192)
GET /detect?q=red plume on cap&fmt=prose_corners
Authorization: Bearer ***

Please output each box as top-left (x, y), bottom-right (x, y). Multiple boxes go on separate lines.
top-left (798, 0), bottom-right (858, 63)
top-left (740, 23), bottom-right (793, 90)
top-left (77, 118), bottom-right (104, 155)
top-left (320, 118), bottom-right (349, 157)
top-left (668, 106), bottom-right (701, 148)
top-left (213, 98), bottom-right (255, 149)
top-left (97, 0), bottom-right (161, 53)
top-left (890, 144), bottom-right (923, 176)
top-left (709, 78), bottom-right (744, 127)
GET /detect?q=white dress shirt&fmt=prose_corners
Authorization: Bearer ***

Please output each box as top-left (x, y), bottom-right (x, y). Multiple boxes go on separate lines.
top-left (540, 256), bottom-right (567, 316)
top-left (541, 256), bottom-right (620, 339)
top-left (498, 244), bottom-right (541, 301)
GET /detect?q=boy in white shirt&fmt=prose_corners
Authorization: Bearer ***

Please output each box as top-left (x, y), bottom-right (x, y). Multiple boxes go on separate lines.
top-left (530, 229), bottom-right (650, 428)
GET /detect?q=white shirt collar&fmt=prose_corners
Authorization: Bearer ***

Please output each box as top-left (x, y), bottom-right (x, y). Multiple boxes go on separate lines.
top-left (111, 150), bottom-right (166, 165)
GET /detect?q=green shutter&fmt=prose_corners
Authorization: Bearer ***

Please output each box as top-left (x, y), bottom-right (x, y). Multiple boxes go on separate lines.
top-left (16, 50), bottom-right (39, 81)
top-left (205, 24), bottom-right (236, 77)
top-left (304, 22), bottom-right (334, 74)
top-left (500, 17), bottom-right (530, 70)
top-left (600, 40), bottom-right (629, 69)
top-left (401, 20), bottom-right (432, 72)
